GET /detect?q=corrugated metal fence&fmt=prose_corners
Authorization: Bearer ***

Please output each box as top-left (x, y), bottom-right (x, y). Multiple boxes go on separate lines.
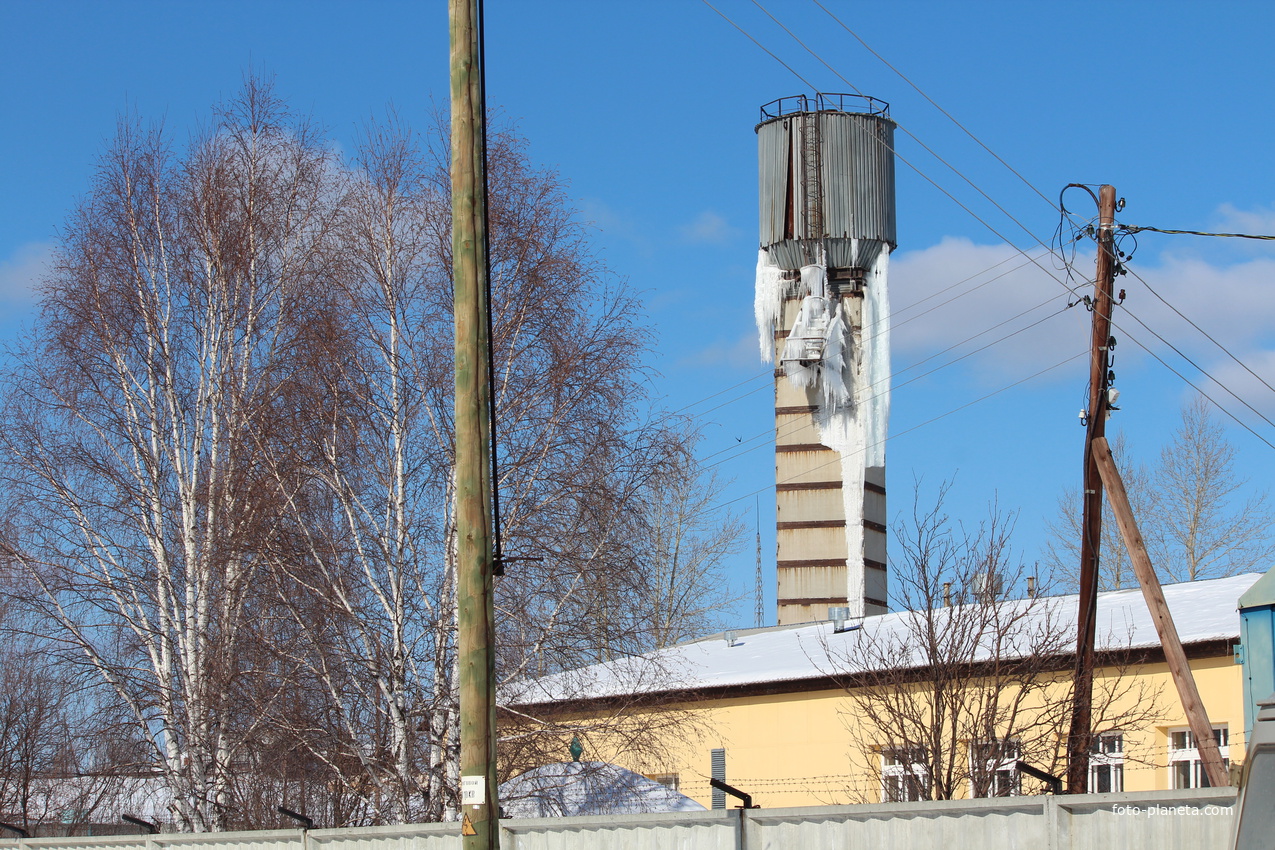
top-left (2, 788), bottom-right (1237, 850)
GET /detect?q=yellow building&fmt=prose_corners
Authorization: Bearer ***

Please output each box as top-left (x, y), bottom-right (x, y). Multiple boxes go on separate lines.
top-left (510, 573), bottom-right (1255, 809)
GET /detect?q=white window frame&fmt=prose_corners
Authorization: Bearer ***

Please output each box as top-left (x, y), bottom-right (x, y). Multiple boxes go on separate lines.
top-left (644, 772), bottom-right (680, 793)
top-left (970, 739), bottom-right (1021, 798)
top-left (880, 747), bottom-right (929, 802)
top-left (1168, 726), bottom-right (1229, 789)
top-left (1088, 732), bottom-right (1125, 793)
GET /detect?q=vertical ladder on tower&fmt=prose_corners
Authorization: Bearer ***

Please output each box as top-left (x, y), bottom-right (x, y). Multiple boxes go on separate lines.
top-left (802, 110), bottom-right (823, 242)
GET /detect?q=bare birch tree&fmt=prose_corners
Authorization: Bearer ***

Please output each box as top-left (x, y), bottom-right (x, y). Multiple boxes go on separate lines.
top-left (0, 81), bottom-right (343, 831)
top-left (1046, 396), bottom-right (1275, 588)
top-left (1149, 396), bottom-right (1275, 581)
top-left (1044, 433), bottom-right (1153, 592)
top-left (834, 483), bottom-right (1162, 801)
top-left (0, 82), bottom-right (742, 830)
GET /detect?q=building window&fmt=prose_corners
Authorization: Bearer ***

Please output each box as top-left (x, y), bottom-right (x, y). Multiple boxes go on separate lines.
top-left (881, 747), bottom-right (929, 802)
top-left (646, 773), bottom-right (680, 793)
top-left (1169, 726), bottom-right (1229, 789)
top-left (710, 748), bottom-right (726, 809)
top-left (971, 739), bottom-right (1021, 797)
top-left (1089, 733), bottom-right (1124, 793)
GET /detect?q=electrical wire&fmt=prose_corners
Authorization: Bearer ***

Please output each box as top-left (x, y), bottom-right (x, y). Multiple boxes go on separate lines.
top-left (1058, 209), bottom-right (1275, 421)
top-left (701, 0), bottom-right (820, 92)
top-left (716, 352), bottom-right (1087, 509)
top-left (810, 0), bottom-right (1061, 216)
top-left (698, 1), bottom-right (1275, 508)
top-left (651, 241), bottom-right (1078, 431)
top-left (700, 306), bottom-right (1075, 474)
top-left (1120, 265), bottom-right (1275, 401)
top-left (746, 0), bottom-right (1095, 283)
top-left (1127, 226), bottom-right (1275, 241)
top-left (1107, 318), bottom-right (1275, 453)
top-left (1110, 305), bottom-right (1275, 434)
top-left (863, 247), bottom-right (1069, 352)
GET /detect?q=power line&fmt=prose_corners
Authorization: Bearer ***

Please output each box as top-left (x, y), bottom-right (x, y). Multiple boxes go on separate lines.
top-left (702, 307), bottom-right (1076, 475)
top-left (702, 3), bottom-right (1275, 502)
top-left (810, 0), bottom-right (1060, 215)
top-left (1054, 198), bottom-right (1275, 450)
top-left (700, 0), bottom-right (819, 92)
top-left (1108, 318), bottom-right (1275, 453)
top-left (725, 0), bottom-right (1275, 447)
top-left (1057, 212), bottom-right (1275, 412)
top-left (864, 246), bottom-right (1069, 351)
top-left (660, 242), bottom-right (1080, 431)
top-left (1111, 306), bottom-right (1275, 435)
top-left (717, 352), bottom-right (1087, 509)
top-left (1127, 225), bottom-right (1275, 241)
top-left (748, 0), bottom-right (1087, 273)
top-left (1119, 263), bottom-right (1275, 401)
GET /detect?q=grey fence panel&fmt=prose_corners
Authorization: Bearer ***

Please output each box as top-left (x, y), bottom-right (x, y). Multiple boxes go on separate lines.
top-left (502, 810), bottom-right (737, 850)
top-left (15, 830), bottom-right (305, 850)
top-left (0, 789), bottom-right (1244, 850)
top-left (16, 836), bottom-right (158, 850)
top-left (747, 799), bottom-right (1050, 850)
top-left (310, 824), bottom-right (456, 850)
top-left (1058, 788), bottom-right (1236, 850)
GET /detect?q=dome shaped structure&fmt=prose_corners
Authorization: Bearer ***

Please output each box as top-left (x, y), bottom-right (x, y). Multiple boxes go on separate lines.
top-left (499, 761), bottom-right (706, 818)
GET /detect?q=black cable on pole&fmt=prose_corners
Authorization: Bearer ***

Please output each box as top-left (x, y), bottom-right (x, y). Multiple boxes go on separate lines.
top-left (1127, 225), bottom-right (1275, 241)
top-left (475, 0), bottom-right (504, 576)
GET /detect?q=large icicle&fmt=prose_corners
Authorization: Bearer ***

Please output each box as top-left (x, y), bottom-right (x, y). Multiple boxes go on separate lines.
top-left (754, 249), bottom-right (784, 363)
top-left (861, 250), bottom-right (891, 468)
top-left (809, 307), bottom-right (869, 621)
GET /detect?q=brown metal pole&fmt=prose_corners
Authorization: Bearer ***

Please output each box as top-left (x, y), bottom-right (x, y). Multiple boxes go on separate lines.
top-left (450, 0), bottom-right (499, 845)
top-left (1066, 184), bottom-right (1117, 793)
top-left (1092, 437), bottom-right (1229, 787)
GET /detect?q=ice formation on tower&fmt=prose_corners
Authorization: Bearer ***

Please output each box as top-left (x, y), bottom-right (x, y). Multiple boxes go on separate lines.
top-left (756, 248), bottom-right (891, 620)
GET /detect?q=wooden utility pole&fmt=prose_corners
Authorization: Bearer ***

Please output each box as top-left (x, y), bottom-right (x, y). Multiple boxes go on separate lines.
top-left (450, 0), bottom-right (499, 846)
top-left (1092, 437), bottom-right (1229, 787)
top-left (1066, 184), bottom-right (1117, 794)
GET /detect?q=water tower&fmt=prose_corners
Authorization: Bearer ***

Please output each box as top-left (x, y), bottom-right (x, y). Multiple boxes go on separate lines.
top-left (754, 93), bottom-right (897, 624)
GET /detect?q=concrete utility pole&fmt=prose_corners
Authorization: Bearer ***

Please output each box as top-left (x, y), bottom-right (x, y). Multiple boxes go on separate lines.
top-left (1066, 184), bottom-right (1116, 794)
top-left (1092, 437), bottom-right (1229, 788)
top-left (450, 0), bottom-right (500, 846)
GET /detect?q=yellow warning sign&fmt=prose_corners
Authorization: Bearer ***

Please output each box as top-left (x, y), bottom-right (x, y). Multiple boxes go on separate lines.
top-left (461, 813), bottom-right (477, 836)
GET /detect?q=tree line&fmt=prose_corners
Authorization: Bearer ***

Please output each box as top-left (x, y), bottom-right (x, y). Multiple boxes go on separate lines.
top-left (0, 80), bottom-right (741, 833)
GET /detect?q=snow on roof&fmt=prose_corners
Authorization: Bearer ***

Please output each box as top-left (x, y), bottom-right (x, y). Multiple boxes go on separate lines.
top-left (510, 573), bottom-right (1259, 706)
top-left (498, 761), bottom-right (706, 818)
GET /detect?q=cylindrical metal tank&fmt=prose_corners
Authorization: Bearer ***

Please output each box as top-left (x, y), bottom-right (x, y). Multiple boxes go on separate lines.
top-left (757, 93), bottom-right (896, 272)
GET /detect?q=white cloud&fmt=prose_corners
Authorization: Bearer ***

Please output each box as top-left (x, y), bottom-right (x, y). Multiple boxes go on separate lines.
top-left (1195, 349), bottom-right (1275, 421)
top-left (0, 241), bottom-right (52, 306)
top-left (679, 210), bottom-right (737, 245)
top-left (1213, 203), bottom-right (1275, 238)
top-left (888, 237), bottom-right (1090, 383)
top-left (887, 236), bottom-right (1275, 405)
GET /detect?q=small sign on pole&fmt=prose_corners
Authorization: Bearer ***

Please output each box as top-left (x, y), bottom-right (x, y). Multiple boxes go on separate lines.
top-left (462, 775), bottom-right (487, 806)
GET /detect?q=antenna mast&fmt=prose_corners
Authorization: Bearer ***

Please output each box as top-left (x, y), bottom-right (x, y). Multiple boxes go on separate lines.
top-left (754, 498), bottom-right (764, 628)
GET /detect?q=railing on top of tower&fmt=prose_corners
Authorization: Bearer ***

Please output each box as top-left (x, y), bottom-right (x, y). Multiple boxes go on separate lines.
top-left (759, 93), bottom-right (890, 122)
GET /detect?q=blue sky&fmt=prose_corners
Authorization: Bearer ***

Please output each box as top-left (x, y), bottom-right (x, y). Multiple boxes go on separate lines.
top-left (3, 1), bottom-right (1275, 623)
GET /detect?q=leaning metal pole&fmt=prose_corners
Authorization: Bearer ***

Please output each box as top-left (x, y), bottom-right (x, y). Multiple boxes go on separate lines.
top-left (450, 0), bottom-right (499, 846)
